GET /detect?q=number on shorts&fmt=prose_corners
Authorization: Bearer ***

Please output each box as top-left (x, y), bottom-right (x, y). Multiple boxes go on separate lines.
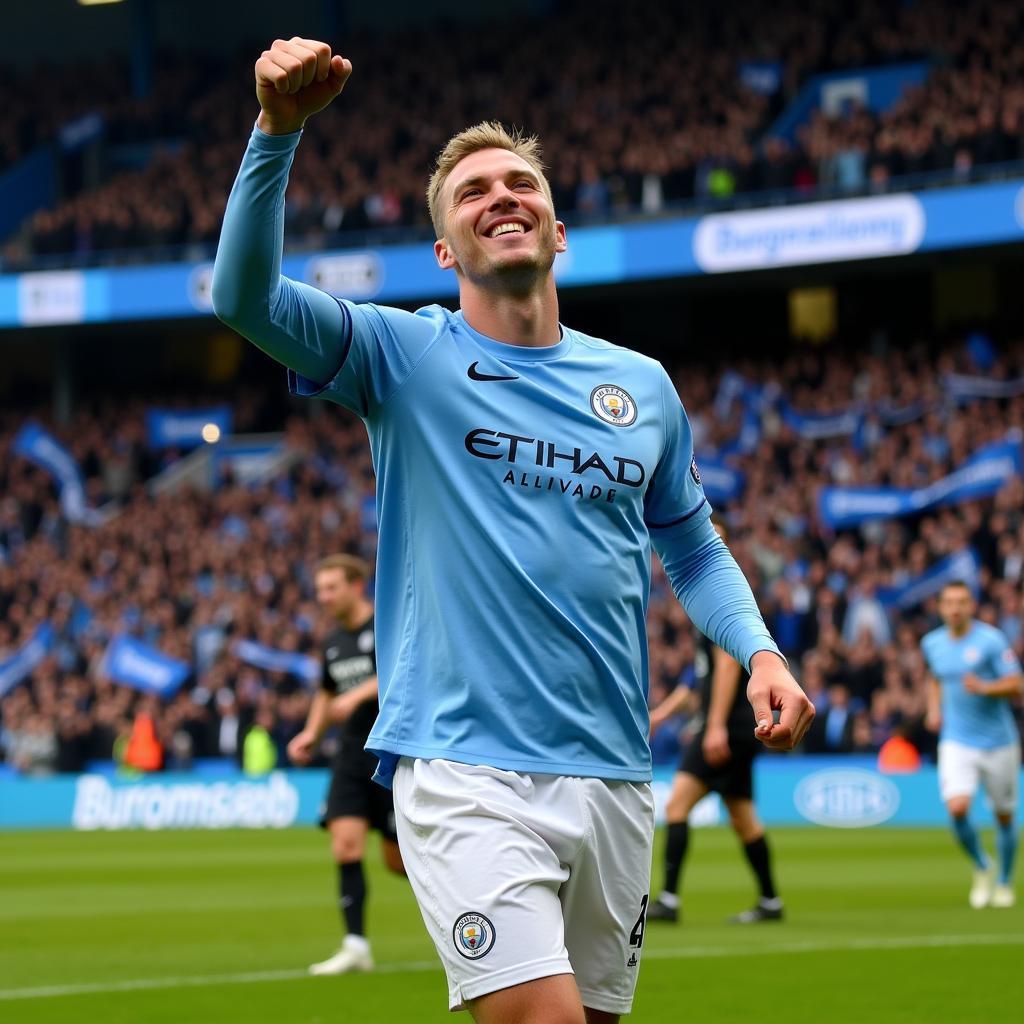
top-left (629, 893), bottom-right (649, 948)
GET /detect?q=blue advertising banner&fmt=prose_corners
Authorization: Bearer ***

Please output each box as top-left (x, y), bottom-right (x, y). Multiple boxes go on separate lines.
top-left (102, 635), bottom-right (190, 697)
top-left (232, 639), bottom-right (319, 684)
top-left (2, 758), bottom-right (1017, 830)
top-left (655, 756), bottom-right (1016, 829)
top-left (2, 178), bottom-right (1024, 328)
top-left (146, 406), bottom-right (233, 449)
top-left (0, 623), bottom-right (55, 697)
top-left (818, 439), bottom-right (1022, 529)
top-left (0, 769), bottom-right (324, 830)
top-left (12, 422), bottom-right (105, 525)
top-left (876, 549), bottom-right (981, 610)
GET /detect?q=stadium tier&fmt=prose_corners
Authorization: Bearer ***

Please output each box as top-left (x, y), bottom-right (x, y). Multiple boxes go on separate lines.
top-left (3, 0), bottom-right (1024, 272)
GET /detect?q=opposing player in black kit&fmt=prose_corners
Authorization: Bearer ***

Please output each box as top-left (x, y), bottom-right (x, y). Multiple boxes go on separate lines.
top-left (647, 523), bottom-right (784, 925)
top-left (287, 554), bottom-right (404, 974)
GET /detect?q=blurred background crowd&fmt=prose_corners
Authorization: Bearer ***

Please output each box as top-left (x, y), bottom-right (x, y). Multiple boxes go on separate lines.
top-left (4, 0), bottom-right (1024, 267)
top-left (3, 332), bottom-right (1023, 775)
top-left (2, 0), bottom-right (1023, 778)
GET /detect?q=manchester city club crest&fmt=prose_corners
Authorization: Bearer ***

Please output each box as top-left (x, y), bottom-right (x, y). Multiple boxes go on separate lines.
top-left (591, 384), bottom-right (637, 427)
top-left (452, 912), bottom-right (496, 960)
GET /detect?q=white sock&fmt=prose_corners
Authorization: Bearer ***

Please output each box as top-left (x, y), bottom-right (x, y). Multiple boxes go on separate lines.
top-left (658, 892), bottom-right (680, 909)
top-left (344, 934), bottom-right (370, 953)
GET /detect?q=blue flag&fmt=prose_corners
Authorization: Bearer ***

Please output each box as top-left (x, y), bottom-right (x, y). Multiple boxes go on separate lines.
top-left (712, 372), bottom-right (763, 456)
top-left (103, 635), bottom-right (190, 697)
top-left (944, 373), bottom-right (1024, 401)
top-left (779, 401), bottom-right (865, 440)
top-left (232, 639), bottom-right (319, 684)
top-left (819, 439), bottom-right (1022, 529)
top-left (877, 549), bottom-right (981, 610)
top-left (0, 623), bottom-right (55, 697)
top-left (12, 423), bottom-right (105, 525)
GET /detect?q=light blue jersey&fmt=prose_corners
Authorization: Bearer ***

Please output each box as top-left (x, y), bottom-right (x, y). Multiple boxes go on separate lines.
top-left (212, 126), bottom-right (781, 787)
top-left (921, 621), bottom-right (1022, 749)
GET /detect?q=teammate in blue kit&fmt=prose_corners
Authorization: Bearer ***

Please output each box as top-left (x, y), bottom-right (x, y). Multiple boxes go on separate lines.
top-left (212, 37), bottom-right (814, 1024)
top-left (922, 580), bottom-right (1022, 909)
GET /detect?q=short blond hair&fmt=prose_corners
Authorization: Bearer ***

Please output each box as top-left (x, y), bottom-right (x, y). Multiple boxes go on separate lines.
top-left (426, 121), bottom-right (554, 239)
top-left (315, 553), bottom-right (370, 583)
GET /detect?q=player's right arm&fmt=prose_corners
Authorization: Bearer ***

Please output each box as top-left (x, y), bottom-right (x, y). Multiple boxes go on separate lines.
top-left (287, 689), bottom-right (332, 765)
top-left (211, 39), bottom-right (353, 384)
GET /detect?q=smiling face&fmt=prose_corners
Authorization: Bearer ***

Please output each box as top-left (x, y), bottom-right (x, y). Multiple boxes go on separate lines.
top-left (433, 147), bottom-right (566, 293)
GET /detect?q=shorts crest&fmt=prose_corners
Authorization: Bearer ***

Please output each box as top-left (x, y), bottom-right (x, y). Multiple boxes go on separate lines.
top-left (453, 912), bottom-right (496, 960)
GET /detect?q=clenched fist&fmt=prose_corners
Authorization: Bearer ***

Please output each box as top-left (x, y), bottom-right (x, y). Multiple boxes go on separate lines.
top-left (255, 38), bottom-right (352, 135)
top-left (747, 650), bottom-right (815, 751)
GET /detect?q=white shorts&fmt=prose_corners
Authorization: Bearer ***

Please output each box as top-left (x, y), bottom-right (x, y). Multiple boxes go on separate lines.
top-left (938, 740), bottom-right (1020, 814)
top-left (392, 757), bottom-right (655, 1015)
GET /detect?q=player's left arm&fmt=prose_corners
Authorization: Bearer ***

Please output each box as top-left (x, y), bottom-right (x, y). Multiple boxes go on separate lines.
top-left (330, 675), bottom-right (378, 722)
top-left (963, 635), bottom-right (1024, 698)
top-left (654, 518), bottom-right (814, 750)
top-left (646, 367), bottom-right (813, 750)
top-left (963, 672), bottom-right (1023, 698)
top-left (963, 673), bottom-right (1024, 698)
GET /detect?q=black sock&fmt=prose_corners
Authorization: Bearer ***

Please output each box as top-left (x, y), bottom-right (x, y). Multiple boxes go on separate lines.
top-left (339, 861), bottom-right (367, 937)
top-left (663, 822), bottom-right (690, 896)
top-left (742, 835), bottom-right (777, 901)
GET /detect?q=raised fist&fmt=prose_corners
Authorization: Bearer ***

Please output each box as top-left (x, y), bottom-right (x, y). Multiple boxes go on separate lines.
top-left (255, 38), bottom-right (352, 135)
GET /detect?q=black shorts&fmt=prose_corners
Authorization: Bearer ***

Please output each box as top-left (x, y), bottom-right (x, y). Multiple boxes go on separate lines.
top-left (319, 752), bottom-right (398, 841)
top-left (679, 734), bottom-right (758, 800)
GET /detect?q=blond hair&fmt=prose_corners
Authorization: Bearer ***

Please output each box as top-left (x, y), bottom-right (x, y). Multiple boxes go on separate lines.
top-left (426, 121), bottom-right (554, 238)
top-left (315, 553), bottom-right (370, 583)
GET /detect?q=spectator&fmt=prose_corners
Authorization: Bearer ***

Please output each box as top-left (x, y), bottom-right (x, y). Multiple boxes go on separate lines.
top-left (123, 707), bottom-right (163, 773)
top-left (242, 708), bottom-right (277, 777)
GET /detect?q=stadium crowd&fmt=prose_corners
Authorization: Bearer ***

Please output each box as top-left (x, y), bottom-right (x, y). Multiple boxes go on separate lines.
top-left (3, 332), bottom-right (1023, 775)
top-left (5, 0), bottom-right (1024, 266)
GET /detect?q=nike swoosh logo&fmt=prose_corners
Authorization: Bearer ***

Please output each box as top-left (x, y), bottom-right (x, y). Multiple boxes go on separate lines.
top-left (467, 361), bottom-right (519, 382)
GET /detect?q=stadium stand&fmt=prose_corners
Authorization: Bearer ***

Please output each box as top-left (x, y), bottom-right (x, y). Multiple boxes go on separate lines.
top-left (3, 334), bottom-right (1023, 773)
top-left (4, 0), bottom-right (1024, 268)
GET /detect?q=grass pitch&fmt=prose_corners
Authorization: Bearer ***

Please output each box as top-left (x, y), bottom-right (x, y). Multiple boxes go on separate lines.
top-left (1, 825), bottom-right (1020, 1023)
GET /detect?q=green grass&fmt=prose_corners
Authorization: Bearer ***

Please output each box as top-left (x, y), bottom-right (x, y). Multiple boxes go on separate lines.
top-left (1, 826), bottom-right (1020, 1023)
